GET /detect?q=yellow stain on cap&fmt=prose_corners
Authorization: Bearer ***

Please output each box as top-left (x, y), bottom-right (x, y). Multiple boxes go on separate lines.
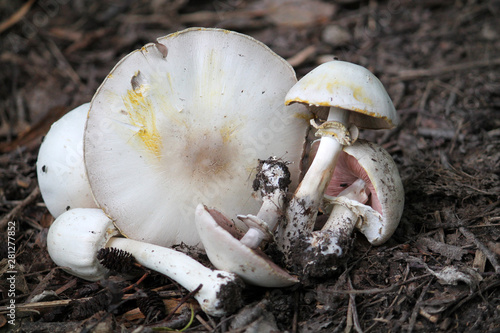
top-left (219, 122), bottom-right (239, 144)
top-left (123, 84), bottom-right (163, 159)
top-left (325, 80), bottom-right (374, 107)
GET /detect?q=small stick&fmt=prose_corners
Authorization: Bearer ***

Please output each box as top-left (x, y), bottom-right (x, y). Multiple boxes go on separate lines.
top-left (54, 278), bottom-right (78, 295)
top-left (391, 58), bottom-right (500, 81)
top-left (25, 269), bottom-right (59, 303)
top-left (0, 186), bottom-right (40, 229)
top-left (0, 0), bottom-right (36, 34)
top-left (407, 280), bottom-right (432, 333)
top-left (292, 291), bottom-right (299, 333)
top-left (44, 38), bottom-right (83, 87)
top-left (287, 45), bottom-right (317, 68)
top-left (348, 276), bottom-right (363, 333)
top-left (328, 274), bottom-right (432, 295)
top-left (459, 227), bottom-right (500, 273)
top-left (122, 271), bottom-right (150, 293)
top-left (163, 284), bottom-right (203, 322)
top-left (195, 314), bottom-right (214, 331)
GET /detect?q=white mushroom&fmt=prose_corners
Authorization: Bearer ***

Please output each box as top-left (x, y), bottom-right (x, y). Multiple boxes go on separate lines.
top-left (84, 27), bottom-right (309, 248)
top-left (298, 140), bottom-right (404, 277)
top-left (276, 60), bottom-right (399, 261)
top-left (47, 208), bottom-right (244, 317)
top-left (195, 204), bottom-right (298, 288)
top-left (36, 103), bottom-right (98, 218)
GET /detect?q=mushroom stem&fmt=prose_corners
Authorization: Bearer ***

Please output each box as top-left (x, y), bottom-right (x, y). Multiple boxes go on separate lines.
top-left (321, 178), bottom-right (369, 233)
top-left (256, 189), bottom-right (284, 230)
top-left (106, 237), bottom-right (242, 315)
top-left (298, 179), bottom-right (371, 278)
top-left (310, 179), bottom-right (369, 256)
top-left (47, 208), bottom-right (243, 317)
top-left (238, 157), bottom-right (290, 249)
top-left (238, 190), bottom-right (283, 249)
top-left (277, 107), bottom-right (350, 260)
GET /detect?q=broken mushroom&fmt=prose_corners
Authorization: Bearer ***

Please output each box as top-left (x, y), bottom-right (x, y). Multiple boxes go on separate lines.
top-left (194, 157), bottom-right (298, 287)
top-left (84, 27), bottom-right (309, 247)
top-left (195, 204), bottom-right (298, 288)
top-left (37, 103), bottom-right (98, 218)
top-left (47, 208), bottom-right (244, 316)
top-left (238, 157), bottom-right (291, 249)
top-left (298, 140), bottom-right (404, 277)
top-left (276, 60), bottom-right (399, 261)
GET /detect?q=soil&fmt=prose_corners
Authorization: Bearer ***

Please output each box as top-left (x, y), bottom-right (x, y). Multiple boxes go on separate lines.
top-left (1, 0), bottom-right (499, 332)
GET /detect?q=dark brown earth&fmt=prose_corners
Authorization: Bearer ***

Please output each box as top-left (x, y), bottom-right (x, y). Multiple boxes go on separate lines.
top-left (1, 0), bottom-right (499, 332)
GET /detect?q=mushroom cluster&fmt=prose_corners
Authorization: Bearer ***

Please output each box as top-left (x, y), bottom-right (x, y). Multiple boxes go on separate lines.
top-left (274, 60), bottom-right (404, 277)
top-left (38, 28), bottom-right (404, 318)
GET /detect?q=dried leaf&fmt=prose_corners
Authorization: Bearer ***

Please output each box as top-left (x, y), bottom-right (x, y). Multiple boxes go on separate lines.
top-left (417, 237), bottom-right (467, 261)
top-left (425, 266), bottom-right (483, 287)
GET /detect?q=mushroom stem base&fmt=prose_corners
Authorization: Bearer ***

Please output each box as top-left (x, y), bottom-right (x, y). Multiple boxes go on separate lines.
top-left (291, 205), bottom-right (357, 279)
top-left (106, 237), bottom-right (244, 316)
top-left (296, 179), bottom-right (368, 279)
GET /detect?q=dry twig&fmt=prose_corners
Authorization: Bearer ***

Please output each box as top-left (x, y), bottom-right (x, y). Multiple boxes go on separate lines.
top-left (0, 0), bottom-right (36, 34)
top-left (459, 227), bottom-right (500, 274)
top-left (0, 186), bottom-right (40, 229)
top-left (407, 280), bottom-right (433, 333)
top-left (391, 58), bottom-right (500, 81)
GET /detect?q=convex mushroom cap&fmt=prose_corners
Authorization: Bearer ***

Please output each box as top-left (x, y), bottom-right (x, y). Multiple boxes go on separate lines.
top-left (285, 60), bottom-right (399, 129)
top-left (37, 103), bottom-right (98, 218)
top-left (47, 208), bottom-right (244, 316)
top-left (84, 27), bottom-right (309, 247)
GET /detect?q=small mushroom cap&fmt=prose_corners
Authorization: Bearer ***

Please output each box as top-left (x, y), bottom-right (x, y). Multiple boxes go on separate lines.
top-left (47, 208), bottom-right (119, 281)
top-left (195, 204), bottom-right (299, 288)
top-left (85, 28), bottom-right (309, 247)
top-left (37, 103), bottom-right (98, 218)
top-left (325, 140), bottom-right (404, 245)
top-left (285, 60), bottom-right (398, 129)
top-left (237, 214), bottom-right (273, 242)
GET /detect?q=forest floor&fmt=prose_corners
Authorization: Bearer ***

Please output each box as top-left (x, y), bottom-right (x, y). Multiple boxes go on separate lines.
top-left (0, 0), bottom-right (499, 332)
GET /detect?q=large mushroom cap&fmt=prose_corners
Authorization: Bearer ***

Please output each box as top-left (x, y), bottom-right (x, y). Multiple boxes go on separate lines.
top-left (84, 28), bottom-right (309, 247)
top-left (285, 60), bottom-right (398, 129)
top-left (37, 103), bottom-right (98, 218)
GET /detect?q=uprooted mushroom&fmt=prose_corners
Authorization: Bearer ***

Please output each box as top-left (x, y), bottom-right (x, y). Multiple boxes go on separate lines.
top-left (83, 27), bottom-right (309, 248)
top-left (47, 208), bottom-right (244, 317)
top-left (195, 60), bottom-right (404, 282)
top-left (40, 28), bottom-right (405, 318)
top-left (275, 60), bottom-right (401, 265)
top-left (294, 140), bottom-right (404, 278)
top-left (194, 157), bottom-right (299, 287)
top-left (40, 27), bottom-right (308, 316)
